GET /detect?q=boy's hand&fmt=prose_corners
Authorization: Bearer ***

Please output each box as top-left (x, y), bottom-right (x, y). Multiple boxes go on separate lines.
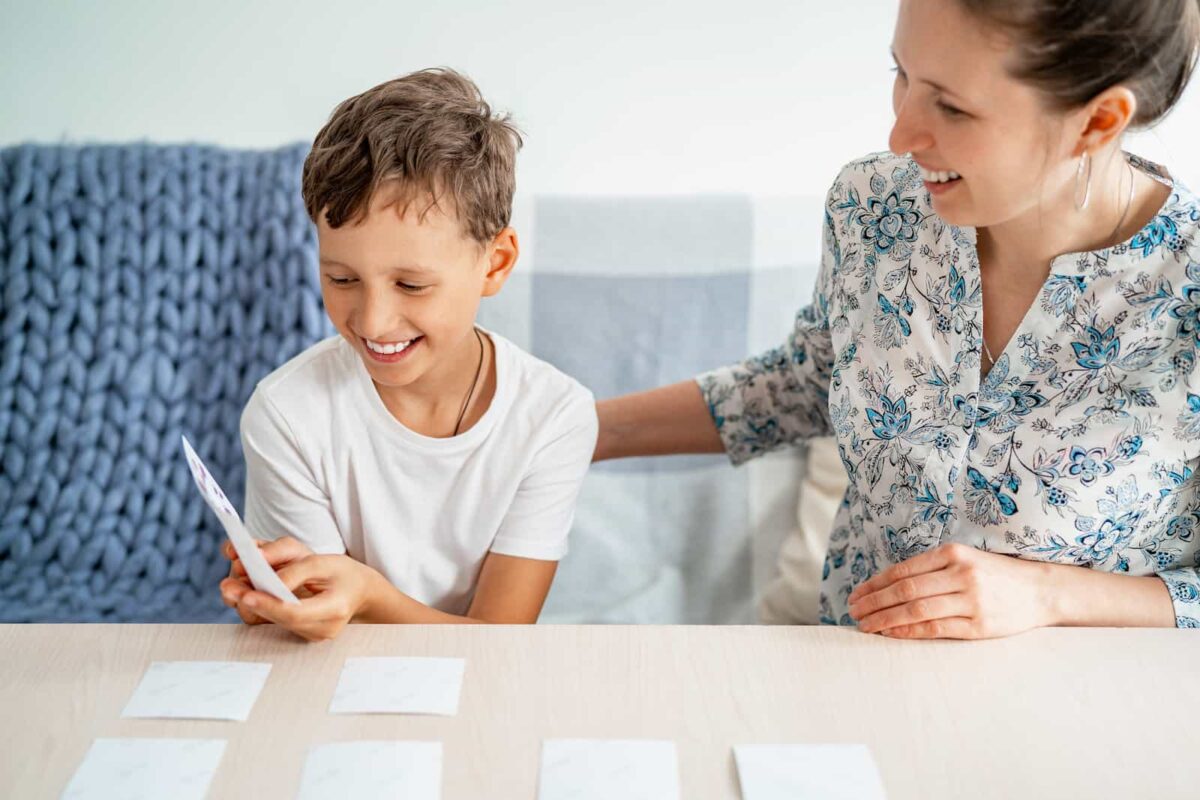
top-left (219, 536), bottom-right (315, 625)
top-left (232, 553), bottom-right (382, 642)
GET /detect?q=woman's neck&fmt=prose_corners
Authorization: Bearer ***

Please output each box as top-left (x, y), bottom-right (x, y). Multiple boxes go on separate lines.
top-left (978, 151), bottom-right (1167, 275)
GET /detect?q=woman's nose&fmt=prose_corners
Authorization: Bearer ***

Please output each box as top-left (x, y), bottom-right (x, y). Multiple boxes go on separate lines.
top-left (888, 98), bottom-right (935, 158)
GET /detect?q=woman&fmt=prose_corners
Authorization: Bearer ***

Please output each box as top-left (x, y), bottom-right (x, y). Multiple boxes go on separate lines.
top-left (595, 0), bottom-right (1200, 638)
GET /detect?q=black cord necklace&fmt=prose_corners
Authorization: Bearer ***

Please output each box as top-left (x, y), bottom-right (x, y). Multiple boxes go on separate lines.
top-left (452, 328), bottom-right (485, 437)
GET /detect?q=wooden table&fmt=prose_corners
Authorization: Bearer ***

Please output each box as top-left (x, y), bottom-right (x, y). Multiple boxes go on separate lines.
top-left (2, 624), bottom-right (1197, 799)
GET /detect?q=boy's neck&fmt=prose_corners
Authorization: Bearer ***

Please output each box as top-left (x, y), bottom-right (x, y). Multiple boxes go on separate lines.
top-left (374, 328), bottom-right (497, 438)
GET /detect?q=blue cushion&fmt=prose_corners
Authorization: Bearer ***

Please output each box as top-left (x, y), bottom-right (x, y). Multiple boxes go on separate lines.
top-left (0, 143), bottom-right (332, 621)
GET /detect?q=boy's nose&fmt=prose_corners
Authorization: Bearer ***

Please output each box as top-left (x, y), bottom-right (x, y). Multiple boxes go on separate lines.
top-left (357, 291), bottom-right (403, 340)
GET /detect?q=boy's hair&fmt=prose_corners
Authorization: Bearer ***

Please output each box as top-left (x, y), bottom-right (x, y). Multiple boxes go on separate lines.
top-left (301, 68), bottom-right (523, 245)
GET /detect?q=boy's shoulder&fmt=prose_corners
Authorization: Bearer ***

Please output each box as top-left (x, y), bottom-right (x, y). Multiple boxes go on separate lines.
top-left (491, 331), bottom-right (596, 429)
top-left (242, 336), bottom-right (353, 425)
top-left (255, 335), bottom-right (350, 395)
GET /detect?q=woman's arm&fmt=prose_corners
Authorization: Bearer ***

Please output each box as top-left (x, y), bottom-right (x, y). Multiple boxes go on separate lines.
top-left (1044, 564), bottom-right (1176, 628)
top-left (846, 542), bottom-right (1178, 639)
top-left (594, 380), bottom-right (724, 462)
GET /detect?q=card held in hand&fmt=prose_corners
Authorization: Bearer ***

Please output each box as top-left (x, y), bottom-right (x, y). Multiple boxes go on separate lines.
top-left (181, 435), bottom-right (300, 605)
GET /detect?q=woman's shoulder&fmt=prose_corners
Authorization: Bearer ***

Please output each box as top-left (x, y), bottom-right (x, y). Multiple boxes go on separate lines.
top-left (822, 151), bottom-right (930, 219)
top-left (829, 151), bottom-right (921, 192)
top-left (820, 152), bottom-right (940, 258)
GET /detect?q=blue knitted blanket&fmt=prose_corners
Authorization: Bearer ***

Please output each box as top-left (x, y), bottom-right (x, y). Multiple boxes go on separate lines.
top-left (0, 143), bottom-right (332, 621)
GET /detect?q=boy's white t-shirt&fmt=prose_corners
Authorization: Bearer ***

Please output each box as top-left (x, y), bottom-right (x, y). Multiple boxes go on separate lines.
top-left (240, 330), bottom-right (598, 615)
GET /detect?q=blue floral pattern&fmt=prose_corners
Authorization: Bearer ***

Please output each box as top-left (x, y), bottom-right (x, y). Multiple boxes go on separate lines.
top-left (699, 152), bottom-right (1200, 628)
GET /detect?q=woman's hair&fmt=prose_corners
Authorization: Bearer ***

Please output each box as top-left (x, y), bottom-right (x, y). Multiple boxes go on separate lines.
top-left (958, 0), bottom-right (1200, 127)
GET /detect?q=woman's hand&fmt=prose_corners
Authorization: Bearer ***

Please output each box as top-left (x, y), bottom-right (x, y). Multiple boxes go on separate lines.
top-left (847, 543), bottom-right (1053, 639)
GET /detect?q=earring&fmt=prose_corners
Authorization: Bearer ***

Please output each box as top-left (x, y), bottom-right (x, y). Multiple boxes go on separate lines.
top-left (1074, 150), bottom-right (1092, 211)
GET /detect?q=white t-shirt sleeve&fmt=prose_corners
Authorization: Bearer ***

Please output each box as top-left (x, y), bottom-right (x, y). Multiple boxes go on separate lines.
top-left (240, 389), bottom-right (348, 555)
top-left (488, 388), bottom-right (598, 561)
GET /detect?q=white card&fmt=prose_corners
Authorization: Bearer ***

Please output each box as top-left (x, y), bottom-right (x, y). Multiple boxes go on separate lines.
top-left (297, 741), bottom-right (442, 800)
top-left (538, 739), bottom-right (680, 800)
top-left (329, 657), bottom-right (465, 716)
top-left (121, 660), bottom-right (272, 721)
top-left (61, 738), bottom-right (226, 800)
top-left (734, 744), bottom-right (887, 800)
top-left (181, 435), bottom-right (299, 605)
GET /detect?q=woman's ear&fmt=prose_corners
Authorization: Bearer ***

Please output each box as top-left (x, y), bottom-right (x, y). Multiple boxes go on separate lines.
top-left (1073, 85), bottom-right (1138, 156)
top-left (480, 226), bottom-right (518, 298)
top-left (481, 227), bottom-right (519, 298)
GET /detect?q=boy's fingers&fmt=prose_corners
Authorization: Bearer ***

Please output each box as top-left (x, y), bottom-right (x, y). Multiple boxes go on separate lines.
top-left (220, 576), bottom-right (252, 606)
top-left (257, 537), bottom-right (315, 568)
top-left (234, 601), bottom-right (268, 626)
top-left (241, 590), bottom-right (308, 628)
top-left (273, 556), bottom-right (329, 591)
top-left (222, 579), bottom-right (267, 625)
top-left (244, 592), bottom-right (344, 642)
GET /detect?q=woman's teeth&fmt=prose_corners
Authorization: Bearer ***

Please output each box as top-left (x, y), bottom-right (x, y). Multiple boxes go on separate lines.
top-left (920, 166), bottom-right (961, 184)
top-left (366, 337), bottom-right (418, 355)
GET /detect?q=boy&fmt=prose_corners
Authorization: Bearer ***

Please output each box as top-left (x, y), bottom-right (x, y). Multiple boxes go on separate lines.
top-left (219, 68), bottom-right (597, 640)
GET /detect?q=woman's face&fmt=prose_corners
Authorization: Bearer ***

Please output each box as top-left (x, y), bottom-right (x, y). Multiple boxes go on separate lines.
top-left (889, 0), bottom-right (1079, 228)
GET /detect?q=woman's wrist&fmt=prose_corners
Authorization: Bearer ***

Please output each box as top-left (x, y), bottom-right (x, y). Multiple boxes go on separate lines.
top-left (1035, 559), bottom-right (1175, 628)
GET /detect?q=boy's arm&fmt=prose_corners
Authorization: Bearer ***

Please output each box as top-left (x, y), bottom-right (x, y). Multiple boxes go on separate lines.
top-left (224, 390), bottom-right (347, 625)
top-left (240, 390), bottom-right (347, 555)
top-left (358, 552), bottom-right (559, 624)
top-left (232, 544), bottom-right (557, 638)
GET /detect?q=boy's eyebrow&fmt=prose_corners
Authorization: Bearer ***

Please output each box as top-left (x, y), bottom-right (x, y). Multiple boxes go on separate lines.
top-left (890, 48), bottom-right (969, 104)
top-left (319, 257), bottom-right (437, 275)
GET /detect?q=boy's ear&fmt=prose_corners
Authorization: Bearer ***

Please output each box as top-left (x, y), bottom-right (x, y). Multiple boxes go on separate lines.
top-left (481, 227), bottom-right (519, 298)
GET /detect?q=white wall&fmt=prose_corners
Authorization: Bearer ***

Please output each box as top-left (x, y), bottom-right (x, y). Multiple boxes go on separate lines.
top-left (3, 0), bottom-right (1199, 196)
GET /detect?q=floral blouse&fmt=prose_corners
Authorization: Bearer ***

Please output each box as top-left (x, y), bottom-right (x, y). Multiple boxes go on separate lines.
top-left (699, 151), bottom-right (1200, 628)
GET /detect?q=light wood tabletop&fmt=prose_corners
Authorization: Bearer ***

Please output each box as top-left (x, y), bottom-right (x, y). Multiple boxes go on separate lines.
top-left (1, 623), bottom-right (1197, 799)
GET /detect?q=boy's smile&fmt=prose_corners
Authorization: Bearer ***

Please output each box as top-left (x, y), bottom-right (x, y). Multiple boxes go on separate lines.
top-left (362, 334), bottom-right (424, 363)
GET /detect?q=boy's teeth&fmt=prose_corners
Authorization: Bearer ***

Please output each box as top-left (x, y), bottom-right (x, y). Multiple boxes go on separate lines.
top-left (367, 338), bottom-right (415, 354)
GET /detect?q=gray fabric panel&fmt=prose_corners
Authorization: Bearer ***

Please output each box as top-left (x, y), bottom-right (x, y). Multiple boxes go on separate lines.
top-left (532, 195), bottom-right (754, 275)
top-left (542, 463), bottom-right (752, 624)
top-left (530, 271), bottom-right (750, 474)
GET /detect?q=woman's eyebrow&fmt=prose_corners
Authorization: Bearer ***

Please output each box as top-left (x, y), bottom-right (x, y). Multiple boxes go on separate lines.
top-left (891, 47), bottom-right (970, 104)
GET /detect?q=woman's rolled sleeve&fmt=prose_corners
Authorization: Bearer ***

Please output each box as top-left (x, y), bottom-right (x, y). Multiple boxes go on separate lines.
top-left (1160, 568), bottom-right (1200, 627)
top-left (697, 208), bottom-right (840, 466)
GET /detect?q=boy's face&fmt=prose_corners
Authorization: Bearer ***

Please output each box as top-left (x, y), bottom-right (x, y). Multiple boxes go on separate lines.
top-left (317, 186), bottom-right (516, 399)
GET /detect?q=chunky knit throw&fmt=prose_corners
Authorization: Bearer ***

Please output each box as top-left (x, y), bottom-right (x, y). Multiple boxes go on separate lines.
top-left (0, 143), bottom-right (331, 621)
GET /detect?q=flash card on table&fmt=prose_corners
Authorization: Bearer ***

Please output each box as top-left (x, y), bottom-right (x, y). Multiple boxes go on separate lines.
top-left (61, 738), bottom-right (227, 800)
top-left (121, 661), bottom-right (272, 721)
top-left (329, 657), bottom-right (466, 716)
top-left (180, 435), bottom-right (298, 605)
top-left (734, 743), bottom-right (887, 800)
top-left (297, 741), bottom-right (442, 800)
top-left (538, 739), bottom-right (680, 800)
